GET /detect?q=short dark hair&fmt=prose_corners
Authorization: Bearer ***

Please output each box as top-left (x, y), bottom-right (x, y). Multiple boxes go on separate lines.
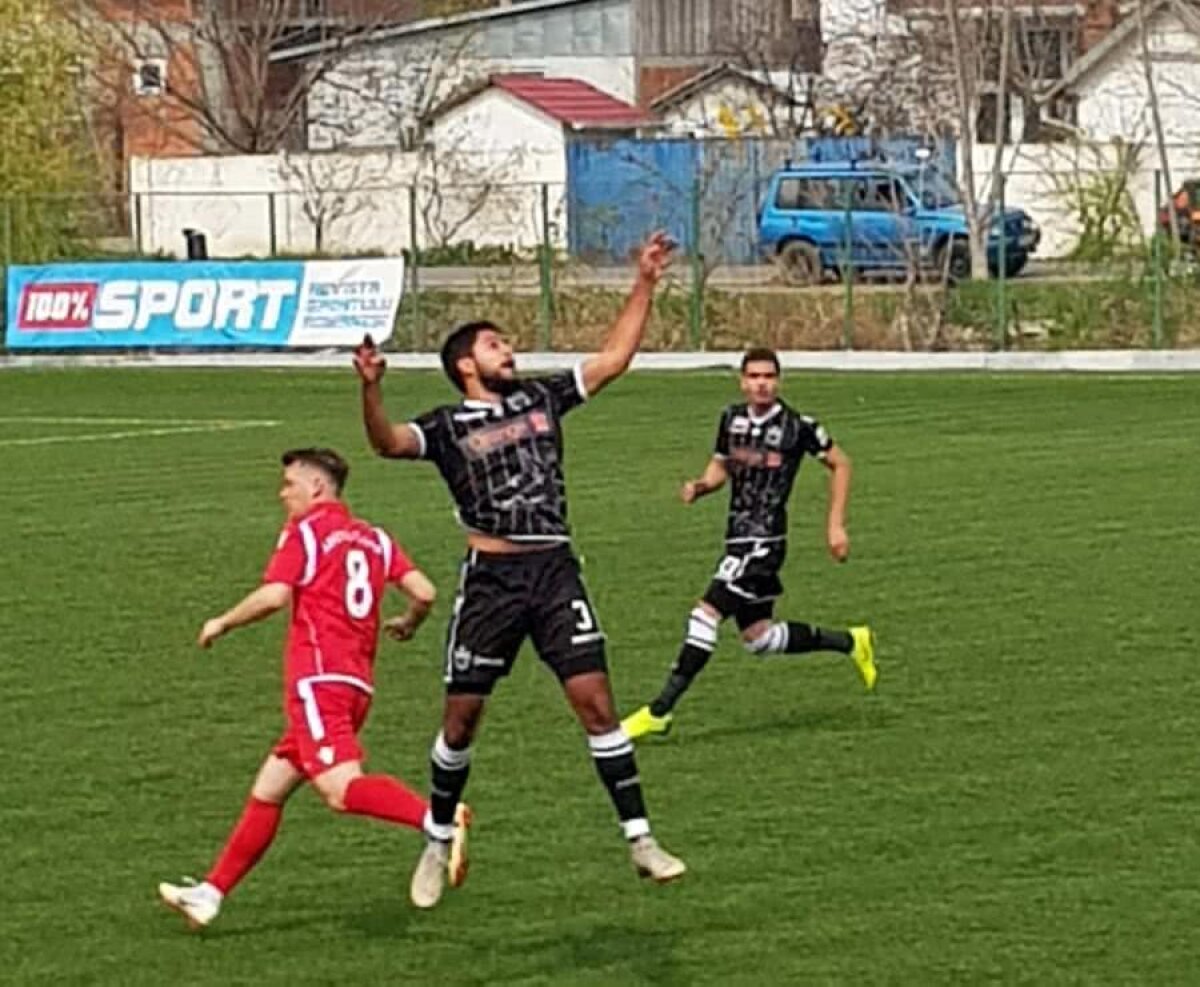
top-left (440, 320), bottom-right (502, 392)
top-left (281, 447), bottom-right (349, 494)
top-left (741, 347), bottom-right (780, 374)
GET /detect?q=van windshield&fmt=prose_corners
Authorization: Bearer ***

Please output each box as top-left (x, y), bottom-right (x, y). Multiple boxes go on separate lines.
top-left (913, 170), bottom-right (961, 209)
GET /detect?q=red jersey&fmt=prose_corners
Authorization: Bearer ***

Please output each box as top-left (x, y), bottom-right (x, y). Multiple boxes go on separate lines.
top-left (263, 501), bottom-right (415, 696)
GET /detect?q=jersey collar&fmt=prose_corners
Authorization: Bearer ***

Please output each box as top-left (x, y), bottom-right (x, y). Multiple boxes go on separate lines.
top-left (748, 403), bottom-right (782, 425)
top-left (299, 500), bottom-right (349, 523)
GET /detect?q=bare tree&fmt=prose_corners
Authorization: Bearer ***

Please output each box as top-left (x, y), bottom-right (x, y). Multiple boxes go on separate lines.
top-left (718, 0), bottom-right (821, 138)
top-left (1135, 0), bottom-right (1180, 245)
top-left (416, 141), bottom-right (527, 250)
top-left (65, 0), bottom-right (402, 155)
top-left (278, 149), bottom-right (396, 252)
top-left (310, 26), bottom-right (479, 151)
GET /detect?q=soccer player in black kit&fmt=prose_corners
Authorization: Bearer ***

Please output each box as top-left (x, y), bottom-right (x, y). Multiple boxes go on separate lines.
top-left (622, 348), bottom-right (877, 742)
top-left (354, 232), bottom-right (684, 909)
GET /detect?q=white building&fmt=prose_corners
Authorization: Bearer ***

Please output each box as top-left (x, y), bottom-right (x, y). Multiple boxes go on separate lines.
top-left (1044, 0), bottom-right (1200, 144)
top-left (271, 0), bottom-right (638, 151)
top-left (650, 63), bottom-right (811, 138)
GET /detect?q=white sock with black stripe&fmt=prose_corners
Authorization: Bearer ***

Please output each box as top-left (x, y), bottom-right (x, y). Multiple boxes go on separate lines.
top-left (650, 606), bottom-right (720, 716)
top-left (427, 731), bottom-right (471, 842)
top-left (588, 728), bottom-right (650, 840)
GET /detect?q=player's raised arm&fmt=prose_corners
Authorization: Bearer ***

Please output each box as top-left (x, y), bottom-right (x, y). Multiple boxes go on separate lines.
top-left (354, 335), bottom-right (424, 459)
top-left (681, 456), bottom-right (729, 504)
top-left (820, 444), bottom-right (853, 562)
top-left (579, 232), bottom-right (675, 398)
top-left (198, 583), bottom-right (292, 648)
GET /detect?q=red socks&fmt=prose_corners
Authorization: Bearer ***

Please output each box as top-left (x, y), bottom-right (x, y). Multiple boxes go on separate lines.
top-left (344, 775), bottom-right (427, 831)
top-left (206, 797), bottom-right (283, 895)
top-left (203, 777), bottom-right (425, 898)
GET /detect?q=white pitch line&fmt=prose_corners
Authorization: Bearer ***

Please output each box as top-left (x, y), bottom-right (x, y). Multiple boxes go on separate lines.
top-left (0, 420), bottom-right (281, 448)
top-left (0, 416), bottom-right (277, 426)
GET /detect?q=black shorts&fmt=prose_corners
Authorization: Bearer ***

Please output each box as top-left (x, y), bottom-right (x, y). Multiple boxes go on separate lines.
top-left (702, 539), bottom-right (787, 630)
top-left (443, 545), bottom-right (607, 695)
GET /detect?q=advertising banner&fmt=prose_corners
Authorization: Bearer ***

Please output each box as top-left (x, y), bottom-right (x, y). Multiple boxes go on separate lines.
top-left (5, 258), bottom-right (404, 349)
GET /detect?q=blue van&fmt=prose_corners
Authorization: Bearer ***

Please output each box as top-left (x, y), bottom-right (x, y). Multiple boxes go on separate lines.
top-left (757, 160), bottom-right (1040, 284)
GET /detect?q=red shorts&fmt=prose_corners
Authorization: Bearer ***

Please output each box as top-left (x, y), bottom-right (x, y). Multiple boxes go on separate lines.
top-left (273, 679), bottom-right (372, 778)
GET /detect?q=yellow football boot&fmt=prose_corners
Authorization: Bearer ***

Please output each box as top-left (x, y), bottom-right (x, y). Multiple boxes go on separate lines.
top-left (621, 705), bottom-right (674, 741)
top-left (850, 626), bottom-right (878, 691)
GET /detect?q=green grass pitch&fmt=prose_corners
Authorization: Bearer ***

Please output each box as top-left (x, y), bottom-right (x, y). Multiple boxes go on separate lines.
top-left (1, 369), bottom-right (1198, 985)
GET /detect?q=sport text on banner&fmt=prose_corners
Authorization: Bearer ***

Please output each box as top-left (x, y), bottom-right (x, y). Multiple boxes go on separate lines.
top-left (5, 258), bottom-right (405, 350)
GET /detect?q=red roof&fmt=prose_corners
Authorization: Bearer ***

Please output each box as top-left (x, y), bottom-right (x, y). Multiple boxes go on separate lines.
top-left (490, 74), bottom-right (656, 129)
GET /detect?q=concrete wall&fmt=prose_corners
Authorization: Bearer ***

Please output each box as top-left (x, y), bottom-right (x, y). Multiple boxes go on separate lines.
top-left (129, 145), bottom-right (566, 258)
top-left (969, 140), bottom-right (1200, 257)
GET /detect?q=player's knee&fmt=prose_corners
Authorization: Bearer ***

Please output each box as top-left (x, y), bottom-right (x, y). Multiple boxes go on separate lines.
top-left (579, 700), bottom-right (617, 734)
top-left (323, 789), bottom-right (348, 812)
top-left (441, 711), bottom-right (481, 749)
top-left (442, 699), bottom-right (484, 748)
top-left (743, 622), bottom-right (787, 656)
top-left (314, 779), bottom-right (349, 812)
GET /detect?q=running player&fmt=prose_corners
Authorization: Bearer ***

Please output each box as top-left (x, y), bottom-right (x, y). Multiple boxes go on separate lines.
top-left (157, 448), bottom-right (465, 930)
top-left (355, 232), bottom-right (686, 909)
top-left (622, 349), bottom-right (877, 740)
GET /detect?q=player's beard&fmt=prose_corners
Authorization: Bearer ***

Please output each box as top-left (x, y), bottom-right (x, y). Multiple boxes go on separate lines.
top-left (479, 372), bottom-right (521, 396)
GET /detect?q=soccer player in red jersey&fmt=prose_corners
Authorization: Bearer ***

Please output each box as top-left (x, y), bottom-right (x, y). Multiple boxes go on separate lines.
top-left (158, 447), bottom-right (468, 931)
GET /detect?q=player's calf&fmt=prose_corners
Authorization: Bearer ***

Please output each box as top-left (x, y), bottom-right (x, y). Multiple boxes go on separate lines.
top-left (742, 621), bottom-right (853, 657)
top-left (646, 605), bottom-right (719, 718)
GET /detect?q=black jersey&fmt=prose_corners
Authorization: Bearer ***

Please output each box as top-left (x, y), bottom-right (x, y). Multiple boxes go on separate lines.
top-left (408, 368), bottom-right (587, 542)
top-left (714, 401), bottom-right (832, 542)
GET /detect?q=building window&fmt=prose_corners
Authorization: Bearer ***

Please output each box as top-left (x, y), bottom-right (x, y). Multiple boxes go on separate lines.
top-left (1019, 26), bottom-right (1071, 83)
top-left (132, 59), bottom-right (166, 97)
top-left (1024, 94), bottom-right (1078, 142)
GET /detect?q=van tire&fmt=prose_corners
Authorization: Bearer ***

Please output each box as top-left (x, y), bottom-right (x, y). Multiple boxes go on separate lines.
top-left (776, 241), bottom-right (823, 286)
top-left (936, 238), bottom-right (972, 283)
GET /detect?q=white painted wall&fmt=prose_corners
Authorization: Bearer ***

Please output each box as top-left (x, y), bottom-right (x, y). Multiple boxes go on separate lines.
top-left (129, 144), bottom-right (566, 258)
top-left (969, 141), bottom-right (1200, 257)
top-left (432, 89), bottom-right (565, 154)
top-left (1075, 8), bottom-right (1200, 143)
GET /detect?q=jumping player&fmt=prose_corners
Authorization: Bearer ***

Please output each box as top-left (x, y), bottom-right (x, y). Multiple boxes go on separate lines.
top-left (157, 448), bottom-right (465, 930)
top-left (355, 232), bottom-right (686, 909)
top-left (622, 349), bottom-right (877, 741)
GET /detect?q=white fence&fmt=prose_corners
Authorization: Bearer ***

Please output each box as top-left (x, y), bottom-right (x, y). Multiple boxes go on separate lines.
top-left (130, 148), bottom-right (567, 259)
top-left (132, 140), bottom-right (1200, 262)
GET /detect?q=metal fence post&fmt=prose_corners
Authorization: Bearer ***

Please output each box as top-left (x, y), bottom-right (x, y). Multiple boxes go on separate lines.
top-left (2, 197), bottom-right (11, 267)
top-left (995, 173), bottom-right (1007, 351)
top-left (1153, 169), bottom-right (1164, 349)
top-left (688, 174), bottom-right (703, 349)
top-left (408, 184), bottom-right (423, 351)
top-left (841, 181), bottom-right (854, 350)
top-left (538, 182), bottom-right (553, 350)
top-left (268, 193), bottom-right (278, 257)
top-left (132, 193), bottom-right (143, 255)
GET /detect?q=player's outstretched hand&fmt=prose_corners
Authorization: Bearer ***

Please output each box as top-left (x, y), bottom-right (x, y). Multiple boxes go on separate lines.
top-left (680, 480), bottom-right (699, 505)
top-left (198, 618), bottom-right (226, 649)
top-left (384, 614), bottom-right (417, 643)
top-left (353, 333), bottom-right (387, 385)
top-left (827, 524), bottom-right (850, 563)
top-left (637, 231), bottom-right (676, 284)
